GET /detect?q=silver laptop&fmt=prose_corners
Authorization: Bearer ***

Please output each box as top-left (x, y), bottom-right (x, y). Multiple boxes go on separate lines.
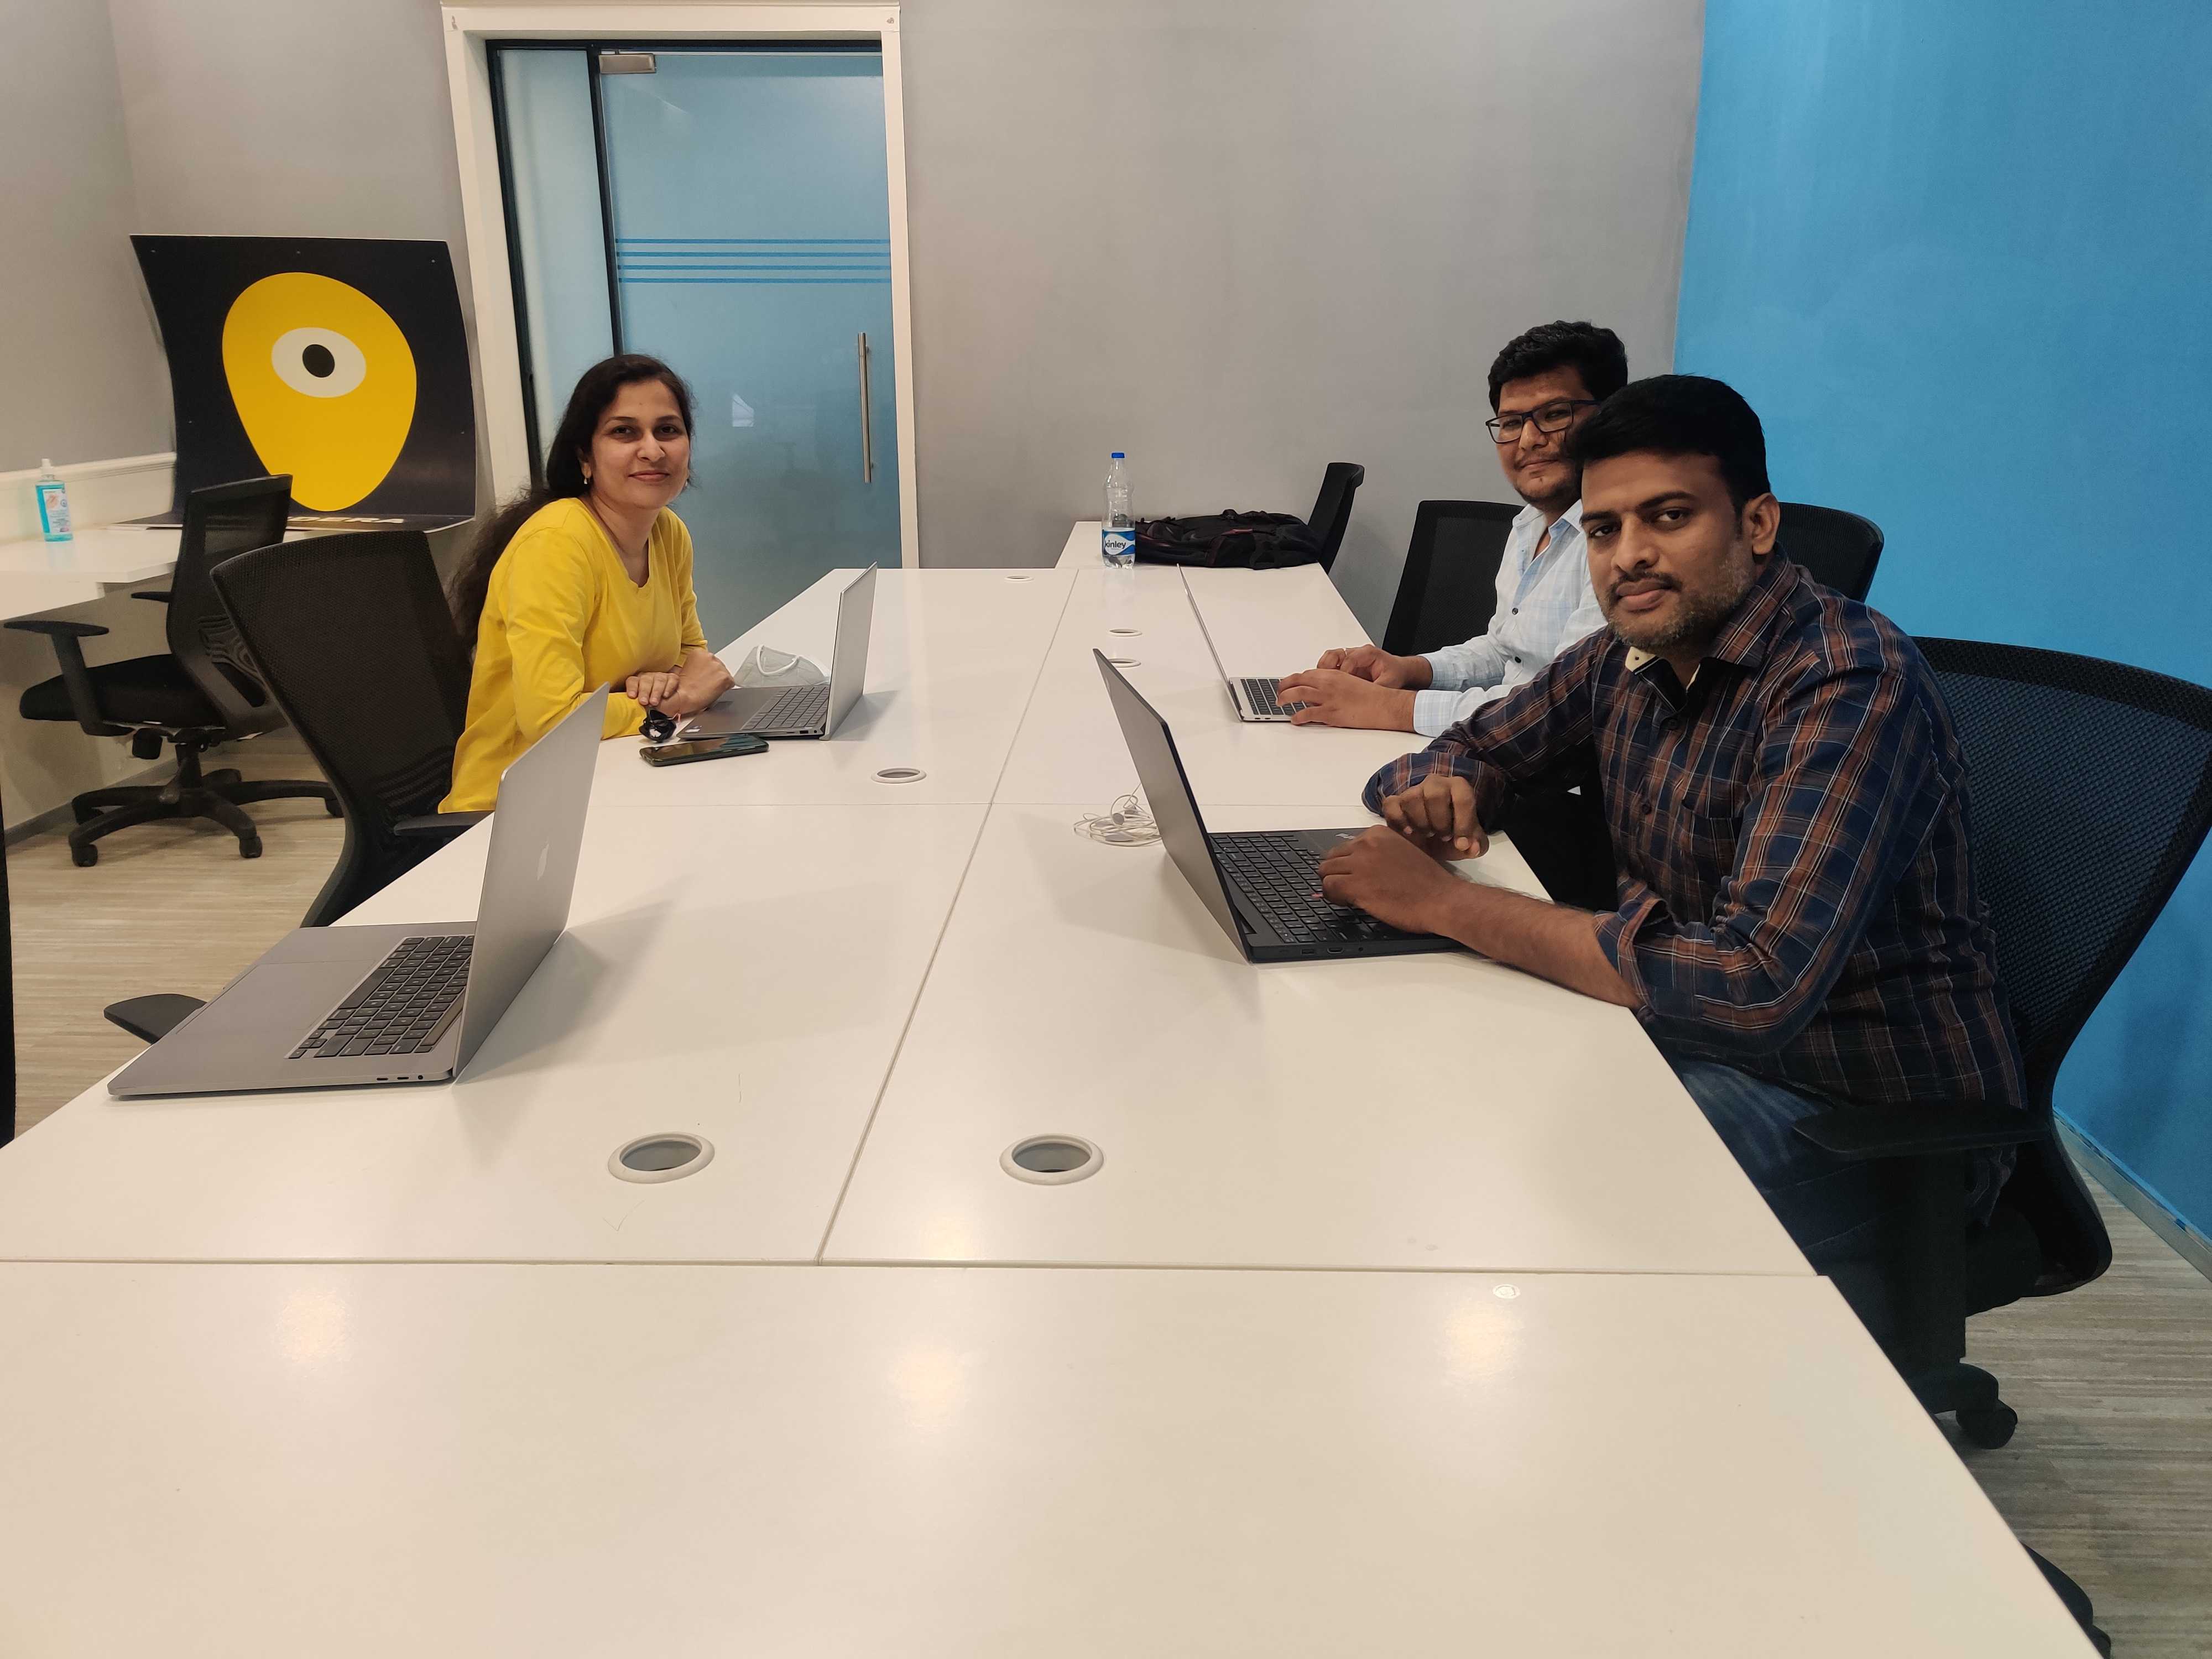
top-left (679, 564), bottom-right (877, 739)
top-left (109, 689), bottom-right (606, 1098)
top-left (1180, 569), bottom-right (1308, 722)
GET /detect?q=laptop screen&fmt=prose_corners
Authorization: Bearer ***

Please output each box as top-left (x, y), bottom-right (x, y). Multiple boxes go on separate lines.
top-left (1092, 652), bottom-right (1246, 947)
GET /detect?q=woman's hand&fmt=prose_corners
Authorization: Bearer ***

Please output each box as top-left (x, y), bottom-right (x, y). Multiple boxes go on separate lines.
top-left (625, 669), bottom-right (681, 708)
top-left (657, 649), bottom-right (737, 718)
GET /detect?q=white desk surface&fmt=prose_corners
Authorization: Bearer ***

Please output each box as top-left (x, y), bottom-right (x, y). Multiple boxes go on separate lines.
top-left (592, 564), bottom-right (1075, 807)
top-left (0, 804), bottom-right (983, 1264)
top-left (0, 1261), bottom-right (2089, 1657)
top-left (825, 801), bottom-right (1807, 1275)
top-left (0, 523), bottom-right (181, 621)
top-left (995, 561), bottom-right (1427, 807)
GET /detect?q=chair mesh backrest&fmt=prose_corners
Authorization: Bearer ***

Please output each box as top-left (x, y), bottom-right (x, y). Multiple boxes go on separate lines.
top-left (168, 477), bottom-right (293, 731)
top-left (1381, 500), bottom-right (1517, 656)
top-left (1306, 462), bottom-right (1366, 570)
top-left (1921, 638), bottom-right (2212, 1099)
top-left (1777, 503), bottom-right (1884, 602)
top-left (211, 531), bottom-right (473, 839)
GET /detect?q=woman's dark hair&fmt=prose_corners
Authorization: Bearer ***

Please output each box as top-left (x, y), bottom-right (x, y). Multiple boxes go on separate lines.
top-left (1486, 320), bottom-right (1629, 411)
top-left (450, 353), bottom-right (697, 643)
top-left (1566, 374), bottom-right (1772, 511)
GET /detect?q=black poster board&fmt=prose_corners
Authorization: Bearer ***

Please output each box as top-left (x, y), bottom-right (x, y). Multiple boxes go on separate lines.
top-left (132, 235), bottom-right (475, 530)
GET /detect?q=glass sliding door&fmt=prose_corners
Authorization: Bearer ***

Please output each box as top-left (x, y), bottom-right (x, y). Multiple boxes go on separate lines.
top-left (490, 43), bottom-right (902, 644)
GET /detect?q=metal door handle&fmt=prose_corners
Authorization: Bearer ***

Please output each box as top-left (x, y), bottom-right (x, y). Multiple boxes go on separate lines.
top-left (858, 332), bottom-right (874, 483)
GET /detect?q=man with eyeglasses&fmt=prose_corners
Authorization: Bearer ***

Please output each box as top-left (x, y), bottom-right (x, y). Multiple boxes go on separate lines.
top-left (1277, 320), bottom-right (1625, 735)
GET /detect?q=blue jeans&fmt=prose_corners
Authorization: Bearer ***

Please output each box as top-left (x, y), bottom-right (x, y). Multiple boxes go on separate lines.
top-left (1666, 1057), bottom-right (2010, 1269)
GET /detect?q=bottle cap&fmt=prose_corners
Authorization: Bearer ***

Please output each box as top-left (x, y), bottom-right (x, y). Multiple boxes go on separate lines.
top-left (40, 459), bottom-right (53, 471)
top-left (1110, 452), bottom-right (1124, 460)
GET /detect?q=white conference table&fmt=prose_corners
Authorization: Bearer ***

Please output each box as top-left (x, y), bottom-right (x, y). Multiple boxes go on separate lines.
top-left (0, 804), bottom-right (984, 1263)
top-left (0, 1261), bottom-right (2090, 1657)
top-left (824, 800), bottom-right (1804, 1275)
top-left (0, 541), bottom-right (1799, 1276)
top-left (592, 564), bottom-right (1076, 807)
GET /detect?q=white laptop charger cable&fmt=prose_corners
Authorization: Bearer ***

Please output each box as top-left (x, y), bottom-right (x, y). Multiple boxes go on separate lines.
top-left (1073, 789), bottom-right (1160, 847)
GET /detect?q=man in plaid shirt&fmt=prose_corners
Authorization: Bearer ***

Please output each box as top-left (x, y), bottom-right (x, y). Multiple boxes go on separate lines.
top-left (1319, 375), bottom-right (2023, 1260)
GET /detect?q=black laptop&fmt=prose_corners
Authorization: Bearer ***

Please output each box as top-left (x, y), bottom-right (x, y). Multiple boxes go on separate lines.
top-left (1093, 651), bottom-right (1460, 963)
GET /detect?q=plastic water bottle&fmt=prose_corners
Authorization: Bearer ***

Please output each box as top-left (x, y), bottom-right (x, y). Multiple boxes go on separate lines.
top-left (35, 460), bottom-right (72, 542)
top-left (1102, 452), bottom-right (1134, 566)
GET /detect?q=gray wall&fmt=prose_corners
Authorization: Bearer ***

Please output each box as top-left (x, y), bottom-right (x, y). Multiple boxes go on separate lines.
top-left (899, 0), bottom-right (1705, 629)
top-left (0, 0), bottom-right (171, 472)
top-left (41, 0), bottom-right (1703, 635)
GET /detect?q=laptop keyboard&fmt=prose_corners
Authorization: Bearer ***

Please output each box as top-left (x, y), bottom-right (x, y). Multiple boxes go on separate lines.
top-left (1211, 831), bottom-right (1402, 944)
top-left (1239, 676), bottom-right (1307, 718)
top-left (290, 934), bottom-right (473, 1060)
top-left (750, 682), bottom-right (831, 732)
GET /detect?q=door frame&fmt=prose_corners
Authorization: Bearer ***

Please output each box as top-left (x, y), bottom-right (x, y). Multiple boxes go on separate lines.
top-left (441, 4), bottom-right (919, 566)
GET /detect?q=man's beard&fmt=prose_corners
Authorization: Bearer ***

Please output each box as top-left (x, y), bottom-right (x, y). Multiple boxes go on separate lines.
top-left (1603, 563), bottom-right (1756, 656)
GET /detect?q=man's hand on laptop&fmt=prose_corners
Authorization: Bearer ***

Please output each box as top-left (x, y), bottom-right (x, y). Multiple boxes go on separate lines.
top-left (1314, 644), bottom-right (1431, 689)
top-left (1276, 668), bottom-right (1418, 730)
top-left (1378, 774), bottom-right (1487, 858)
top-left (1318, 825), bottom-right (1465, 934)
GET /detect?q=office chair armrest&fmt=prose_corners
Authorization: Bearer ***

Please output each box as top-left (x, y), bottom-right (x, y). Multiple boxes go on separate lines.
top-left (1792, 1102), bottom-right (2043, 1161)
top-left (6, 617), bottom-right (112, 734)
top-left (131, 588), bottom-right (173, 602)
top-left (394, 811), bottom-right (489, 837)
top-left (103, 994), bottom-right (206, 1044)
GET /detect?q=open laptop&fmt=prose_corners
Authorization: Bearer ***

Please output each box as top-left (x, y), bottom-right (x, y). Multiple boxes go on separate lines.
top-left (1093, 651), bottom-right (1458, 963)
top-left (1181, 568), bottom-right (1308, 722)
top-left (109, 689), bottom-right (606, 1097)
top-left (678, 564), bottom-right (877, 740)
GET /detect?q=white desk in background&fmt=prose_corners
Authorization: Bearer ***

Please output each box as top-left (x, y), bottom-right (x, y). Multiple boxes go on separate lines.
top-left (0, 524), bottom-right (186, 623)
top-left (593, 564), bottom-right (1076, 808)
top-left (823, 801), bottom-right (1806, 1276)
top-left (0, 1261), bottom-right (2090, 1657)
top-left (0, 803), bottom-right (982, 1264)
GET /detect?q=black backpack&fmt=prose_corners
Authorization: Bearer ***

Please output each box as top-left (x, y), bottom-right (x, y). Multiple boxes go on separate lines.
top-left (1133, 510), bottom-right (1323, 569)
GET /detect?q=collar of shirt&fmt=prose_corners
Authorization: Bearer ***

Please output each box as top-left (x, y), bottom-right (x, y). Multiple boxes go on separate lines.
top-left (1621, 555), bottom-right (1798, 708)
top-left (1510, 498), bottom-right (1584, 571)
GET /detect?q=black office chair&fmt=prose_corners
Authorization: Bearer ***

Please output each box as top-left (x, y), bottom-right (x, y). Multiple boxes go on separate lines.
top-left (1777, 502), bottom-right (1884, 601)
top-left (102, 530), bottom-right (489, 1047)
top-left (1791, 640), bottom-right (2212, 1651)
top-left (213, 530), bottom-right (485, 928)
top-left (1380, 499), bottom-right (1517, 656)
top-left (7, 476), bottom-right (336, 866)
top-left (1794, 638), bottom-right (2212, 1432)
top-left (1306, 462), bottom-right (1365, 573)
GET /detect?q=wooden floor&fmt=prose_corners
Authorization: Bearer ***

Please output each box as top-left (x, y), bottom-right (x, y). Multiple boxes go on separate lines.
top-left (4, 733), bottom-right (2208, 1652)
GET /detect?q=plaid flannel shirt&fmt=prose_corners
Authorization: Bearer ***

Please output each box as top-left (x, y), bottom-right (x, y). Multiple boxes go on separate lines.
top-left (1363, 556), bottom-right (2027, 1114)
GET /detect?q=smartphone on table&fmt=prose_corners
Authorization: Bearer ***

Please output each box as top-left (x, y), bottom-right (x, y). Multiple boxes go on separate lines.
top-left (639, 732), bottom-right (769, 767)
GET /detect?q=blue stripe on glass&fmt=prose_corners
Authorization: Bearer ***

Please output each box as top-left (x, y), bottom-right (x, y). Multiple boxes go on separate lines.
top-left (619, 277), bottom-right (891, 285)
top-left (614, 237), bottom-right (890, 245)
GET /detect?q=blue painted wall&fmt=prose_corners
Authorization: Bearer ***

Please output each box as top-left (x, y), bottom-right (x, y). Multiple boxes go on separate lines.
top-left (1677, 1), bottom-right (2212, 1238)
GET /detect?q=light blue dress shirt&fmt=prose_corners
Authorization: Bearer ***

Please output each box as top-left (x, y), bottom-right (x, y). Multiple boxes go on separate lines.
top-left (1411, 500), bottom-right (1607, 737)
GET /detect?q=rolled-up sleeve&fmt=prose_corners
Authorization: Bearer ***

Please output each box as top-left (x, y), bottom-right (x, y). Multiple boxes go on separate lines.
top-left (1363, 631), bottom-right (1605, 819)
top-left (1593, 665), bottom-right (1944, 1056)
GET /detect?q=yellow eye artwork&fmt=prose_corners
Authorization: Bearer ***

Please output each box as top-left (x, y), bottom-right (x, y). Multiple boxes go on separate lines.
top-left (219, 272), bottom-right (418, 512)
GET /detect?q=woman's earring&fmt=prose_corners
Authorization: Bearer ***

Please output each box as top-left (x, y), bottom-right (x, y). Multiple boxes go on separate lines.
top-left (582, 466), bottom-right (592, 482)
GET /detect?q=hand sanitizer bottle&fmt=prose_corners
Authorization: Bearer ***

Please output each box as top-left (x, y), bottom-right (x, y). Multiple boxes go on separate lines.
top-left (35, 460), bottom-right (72, 542)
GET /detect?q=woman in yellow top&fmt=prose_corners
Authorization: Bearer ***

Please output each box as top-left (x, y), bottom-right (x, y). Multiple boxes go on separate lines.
top-left (444, 354), bottom-right (734, 810)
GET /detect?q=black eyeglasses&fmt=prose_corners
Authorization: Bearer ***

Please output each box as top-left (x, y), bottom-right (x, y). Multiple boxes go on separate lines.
top-left (1485, 399), bottom-right (1597, 444)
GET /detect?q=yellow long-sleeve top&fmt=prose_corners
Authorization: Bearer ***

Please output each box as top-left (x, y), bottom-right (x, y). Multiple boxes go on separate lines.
top-left (443, 498), bottom-right (708, 811)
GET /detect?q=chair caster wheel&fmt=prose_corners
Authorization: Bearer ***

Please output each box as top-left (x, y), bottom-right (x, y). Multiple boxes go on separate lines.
top-left (1957, 1404), bottom-right (2017, 1448)
top-left (238, 835), bottom-right (263, 860)
top-left (71, 843), bottom-right (98, 868)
